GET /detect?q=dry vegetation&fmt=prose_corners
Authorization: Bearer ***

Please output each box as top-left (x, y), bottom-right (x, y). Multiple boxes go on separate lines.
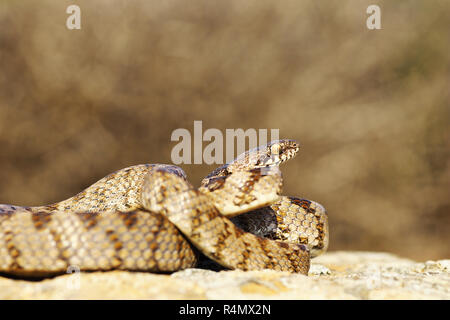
top-left (0, 0), bottom-right (449, 260)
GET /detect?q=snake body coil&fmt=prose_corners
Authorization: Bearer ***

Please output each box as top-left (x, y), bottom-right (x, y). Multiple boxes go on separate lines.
top-left (0, 140), bottom-right (328, 277)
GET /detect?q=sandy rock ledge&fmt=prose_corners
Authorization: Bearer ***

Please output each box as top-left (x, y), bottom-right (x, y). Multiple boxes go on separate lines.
top-left (0, 251), bottom-right (448, 299)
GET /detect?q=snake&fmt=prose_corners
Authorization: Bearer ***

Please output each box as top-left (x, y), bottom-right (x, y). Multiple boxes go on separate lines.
top-left (0, 139), bottom-right (328, 278)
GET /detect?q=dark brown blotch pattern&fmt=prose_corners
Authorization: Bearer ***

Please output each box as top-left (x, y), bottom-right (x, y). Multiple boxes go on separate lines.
top-left (0, 159), bottom-right (318, 276)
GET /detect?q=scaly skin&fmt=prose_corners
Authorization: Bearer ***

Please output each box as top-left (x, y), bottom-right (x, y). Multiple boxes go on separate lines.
top-left (0, 139), bottom-right (326, 277)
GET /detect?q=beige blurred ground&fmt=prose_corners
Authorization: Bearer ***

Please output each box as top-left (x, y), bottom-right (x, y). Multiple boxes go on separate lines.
top-left (0, 0), bottom-right (448, 260)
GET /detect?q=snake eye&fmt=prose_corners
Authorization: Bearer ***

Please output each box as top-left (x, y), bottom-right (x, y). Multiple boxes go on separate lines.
top-left (270, 143), bottom-right (281, 155)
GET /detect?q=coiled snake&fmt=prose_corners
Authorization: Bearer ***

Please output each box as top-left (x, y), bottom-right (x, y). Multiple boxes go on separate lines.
top-left (0, 139), bottom-right (328, 277)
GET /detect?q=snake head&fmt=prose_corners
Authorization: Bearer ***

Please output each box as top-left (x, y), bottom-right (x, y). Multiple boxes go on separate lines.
top-left (201, 139), bottom-right (299, 188)
top-left (231, 139), bottom-right (300, 171)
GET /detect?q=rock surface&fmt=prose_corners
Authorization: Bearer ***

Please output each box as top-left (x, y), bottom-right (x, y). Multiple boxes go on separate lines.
top-left (0, 251), bottom-right (448, 299)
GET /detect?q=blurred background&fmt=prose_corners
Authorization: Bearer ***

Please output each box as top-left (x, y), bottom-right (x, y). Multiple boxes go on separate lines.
top-left (0, 0), bottom-right (448, 260)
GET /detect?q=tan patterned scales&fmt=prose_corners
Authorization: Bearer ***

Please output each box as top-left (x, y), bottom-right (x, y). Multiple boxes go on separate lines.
top-left (0, 140), bottom-right (328, 277)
